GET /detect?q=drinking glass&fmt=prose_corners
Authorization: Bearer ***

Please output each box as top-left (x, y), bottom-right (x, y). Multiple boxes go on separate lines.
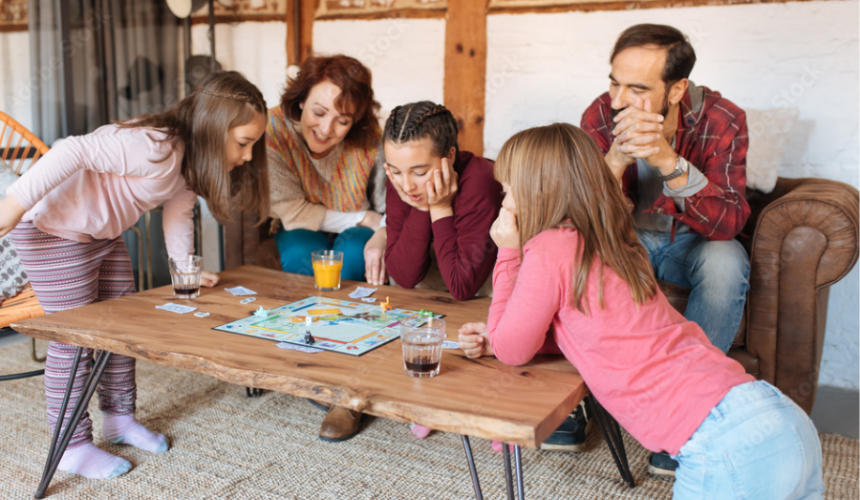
top-left (169, 255), bottom-right (202, 299)
top-left (312, 250), bottom-right (343, 291)
top-left (400, 316), bottom-right (446, 378)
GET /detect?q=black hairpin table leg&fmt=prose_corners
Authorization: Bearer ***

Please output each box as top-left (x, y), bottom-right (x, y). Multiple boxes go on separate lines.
top-left (588, 396), bottom-right (635, 488)
top-left (462, 437), bottom-right (526, 500)
top-left (35, 349), bottom-right (113, 499)
top-left (503, 443), bottom-right (515, 500)
top-left (461, 435), bottom-right (484, 500)
top-left (514, 444), bottom-right (525, 499)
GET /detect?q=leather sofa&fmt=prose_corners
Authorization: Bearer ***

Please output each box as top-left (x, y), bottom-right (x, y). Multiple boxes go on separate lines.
top-left (238, 177), bottom-right (859, 415)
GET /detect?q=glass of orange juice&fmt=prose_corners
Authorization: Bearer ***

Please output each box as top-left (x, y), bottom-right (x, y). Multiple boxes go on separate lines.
top-left (311, 250), bottom-right (343, 291)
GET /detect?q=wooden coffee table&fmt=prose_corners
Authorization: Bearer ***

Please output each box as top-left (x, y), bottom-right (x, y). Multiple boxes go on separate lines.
top-left (12, 266), bottom-right (633, 499)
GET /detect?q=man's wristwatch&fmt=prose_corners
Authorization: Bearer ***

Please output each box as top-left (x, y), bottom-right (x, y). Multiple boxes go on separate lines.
top-left (661, 156), bottom-right (688, 181)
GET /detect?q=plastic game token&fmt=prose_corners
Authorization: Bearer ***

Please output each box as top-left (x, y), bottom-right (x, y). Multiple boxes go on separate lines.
top-left (419, 309), bottom-right (434, 317)
top-left (194, 312), bottom-right (210, 318)
top-left (240, 297), bottom-right (257, 304)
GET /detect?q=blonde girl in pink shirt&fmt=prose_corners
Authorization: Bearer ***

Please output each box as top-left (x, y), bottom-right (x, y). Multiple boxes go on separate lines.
top-left (0, 71), bottom-right (270, 481)
top-left (459, 123), bottom-right (823, 499)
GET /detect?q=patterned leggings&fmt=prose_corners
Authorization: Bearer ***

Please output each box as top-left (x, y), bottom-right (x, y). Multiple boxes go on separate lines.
top-left (11, 221), bottom-right (138, 448)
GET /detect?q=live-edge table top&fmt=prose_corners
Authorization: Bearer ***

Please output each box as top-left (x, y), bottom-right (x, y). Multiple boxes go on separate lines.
top-left (12, 265), bottom-right (586, 448)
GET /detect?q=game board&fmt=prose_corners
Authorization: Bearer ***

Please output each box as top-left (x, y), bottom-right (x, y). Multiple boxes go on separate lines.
top-left (213, 296), bottom-right (428, 356)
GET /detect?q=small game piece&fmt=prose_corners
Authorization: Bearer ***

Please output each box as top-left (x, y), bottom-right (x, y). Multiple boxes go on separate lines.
top-left (240, 297), bottom-right (257, 304)
top-left (361, 297), bottom-right (377, 303)
top-left (253, 306), bottom-right (268, 318)
top-left (194, 312), bottom-right (210, 318)
top-left (303, 331), bottom-right (316, 345)
top-left (418, 309), bottom-right (434, 317)
top-left (380, 296), bottom-right (392, 314)
top-left (303, 315), bottom-right (316, 345)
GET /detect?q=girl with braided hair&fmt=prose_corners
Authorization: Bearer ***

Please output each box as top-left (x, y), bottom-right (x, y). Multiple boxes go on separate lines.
top-left (0, 71), bottom-right (270, 480)
top-left (383, 101), bottom-right (503, 439)
top-left (383, 101), bottom-right (502, 301)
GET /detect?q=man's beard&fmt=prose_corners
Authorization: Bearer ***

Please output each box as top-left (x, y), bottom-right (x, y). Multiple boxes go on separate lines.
top-left (610, 92), bottom-right (671, 137)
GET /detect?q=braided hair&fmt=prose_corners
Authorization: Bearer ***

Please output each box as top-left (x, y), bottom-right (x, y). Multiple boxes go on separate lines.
top-left (383, 101), bottom-right (459, 160)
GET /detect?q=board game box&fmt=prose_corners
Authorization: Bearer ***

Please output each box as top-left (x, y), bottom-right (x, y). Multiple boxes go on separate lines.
top-left (214, 296), bottom-right (429, 356)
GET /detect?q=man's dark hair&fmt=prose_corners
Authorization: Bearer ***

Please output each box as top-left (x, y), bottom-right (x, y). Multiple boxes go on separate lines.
top-left (610, 24), bottom-right (696, 87)
top-left (383, 101), bottom-right (459, 159)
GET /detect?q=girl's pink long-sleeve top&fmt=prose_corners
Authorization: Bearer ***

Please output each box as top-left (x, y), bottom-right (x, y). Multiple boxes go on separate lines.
top-left (487, 226), bottom-right (753, 456)
top-left (7, 124), bottom-right (197, 259)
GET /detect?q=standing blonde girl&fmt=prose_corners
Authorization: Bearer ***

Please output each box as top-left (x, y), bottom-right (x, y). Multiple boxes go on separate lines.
top-left (0, 71), bottom-right (270, 480)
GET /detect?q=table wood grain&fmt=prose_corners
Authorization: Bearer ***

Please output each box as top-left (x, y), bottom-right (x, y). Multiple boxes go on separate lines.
top-left (12, 265), bottom-right (586, 447)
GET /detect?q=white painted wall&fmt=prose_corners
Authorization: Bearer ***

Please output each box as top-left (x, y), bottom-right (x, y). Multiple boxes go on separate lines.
top-left (314, 18), bottom-right (446, 122)
top-left (190, 22), bottom-right (288, 112)
top-left (0, 32), bottom-right (34, 131)
top-left (486, 0), bottom-right (859, 390)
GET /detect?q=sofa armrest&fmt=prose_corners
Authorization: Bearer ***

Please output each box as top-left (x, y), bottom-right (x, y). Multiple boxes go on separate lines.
top-left (746, 177), bottom-right (859, 412)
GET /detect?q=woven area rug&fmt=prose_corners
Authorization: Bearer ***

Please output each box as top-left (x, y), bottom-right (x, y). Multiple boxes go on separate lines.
top-left (1, 340), bottom-right (857, 500)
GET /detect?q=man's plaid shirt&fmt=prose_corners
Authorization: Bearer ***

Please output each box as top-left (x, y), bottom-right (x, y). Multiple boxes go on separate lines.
top-left (581, 86), bottom-right (751, 241)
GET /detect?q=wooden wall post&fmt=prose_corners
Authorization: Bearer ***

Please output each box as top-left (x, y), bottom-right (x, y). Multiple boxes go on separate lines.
top-left (286, 0), bottom-right (315, 65)
top-left (300, 0), bottom-right (315, 61)
top-left (444, 0), bottom-right (488, 156)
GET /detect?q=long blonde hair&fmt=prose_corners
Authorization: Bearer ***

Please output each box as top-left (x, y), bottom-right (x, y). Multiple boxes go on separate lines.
top-left (117, 71), bottom-right (269, 225)
top-left (495, 123), bottom-right (657, 313)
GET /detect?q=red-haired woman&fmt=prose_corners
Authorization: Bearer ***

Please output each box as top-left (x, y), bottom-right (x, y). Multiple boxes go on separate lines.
top-left (266, 55), bottom-right (386, 442)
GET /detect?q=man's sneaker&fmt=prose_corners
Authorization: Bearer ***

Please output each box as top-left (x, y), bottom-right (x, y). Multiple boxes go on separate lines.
top-left (647, 451), bottom-right (679, 477)
top-left (539, 401), bottom-right (592, 452)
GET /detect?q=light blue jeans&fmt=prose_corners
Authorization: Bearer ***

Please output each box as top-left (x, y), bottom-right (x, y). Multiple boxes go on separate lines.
top-left (273, 227), bottom-right (374, 281)
top-left (673, 381), bottom-right (824, 499)
top-left (636, 229), bottom-right (750, 353)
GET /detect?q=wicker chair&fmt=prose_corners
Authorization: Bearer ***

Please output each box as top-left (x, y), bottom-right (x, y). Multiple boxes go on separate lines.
top-left (1, 111), bottom-right (51, 368)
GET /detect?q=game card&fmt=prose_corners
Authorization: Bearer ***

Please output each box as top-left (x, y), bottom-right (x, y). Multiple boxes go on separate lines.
top-left (156, 303), bottom-right (197, 314)
top-left (225, 286), bottom-right (257, 296)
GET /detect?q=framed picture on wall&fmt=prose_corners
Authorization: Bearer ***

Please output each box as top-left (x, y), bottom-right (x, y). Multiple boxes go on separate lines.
top-left (315, 0), bottom-right (447, 19)
top-left (0, 0), bottom-right (28, 33)
top-left (489, 0), bottom-right (657, 5)
top-left (189, 0), bottom-right (287, 21)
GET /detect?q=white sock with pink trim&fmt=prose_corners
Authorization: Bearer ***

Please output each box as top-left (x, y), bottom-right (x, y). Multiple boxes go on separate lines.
top-left (102, 414), bottom-right (169, 453)
top-left (57, 442), bottom-right (131, 479)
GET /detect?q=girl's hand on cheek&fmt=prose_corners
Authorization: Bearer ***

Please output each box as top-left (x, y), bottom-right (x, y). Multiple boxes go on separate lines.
top-left (490, 207), bottom-right (519, 249)
top-left (427, 158), bottom-right (457, 222)
top-left (427, 158), bottom-right (458, 210)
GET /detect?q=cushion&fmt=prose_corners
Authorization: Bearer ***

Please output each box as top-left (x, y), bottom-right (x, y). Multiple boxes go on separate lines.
top-left (743, 107), bottom-right (799, 194)
top-left (0, 163), bottom-right (28, 299)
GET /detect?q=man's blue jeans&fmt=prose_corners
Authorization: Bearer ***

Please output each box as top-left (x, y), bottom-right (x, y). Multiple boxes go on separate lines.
top-left (636, 229), bottom-right (750, 353)
top-left (274, 227), bottom-right (374, 282)
top-left (672, 381), bottom-right (824, 499)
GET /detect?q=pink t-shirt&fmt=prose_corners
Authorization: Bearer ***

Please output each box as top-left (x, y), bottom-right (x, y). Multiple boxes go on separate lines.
top-left (487, 226), bottom-right (753, 455)
top-left (7, 124), bottom-right (197, 259)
